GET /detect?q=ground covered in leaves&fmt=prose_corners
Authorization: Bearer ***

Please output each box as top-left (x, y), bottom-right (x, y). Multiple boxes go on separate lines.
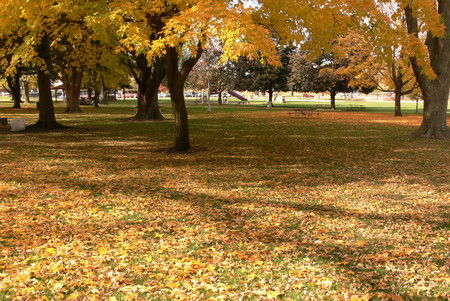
top-left (0, 104), bottom-right (449, 300)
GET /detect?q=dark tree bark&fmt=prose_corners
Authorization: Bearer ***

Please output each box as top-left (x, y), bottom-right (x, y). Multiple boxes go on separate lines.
top-left (22, 78), bottom-right (30, 104)
top-left (131, 55), bottom-right (165, 120)
top-left (31, 35), bottom-right (62, 129)
top-left (218, 91), bottom-right (223, 105)
top-left (135, 82), bottom-right (146, 118)
top-left (405, 2), bottom-right (450, 138)
top-left (166, 45), bottom-right (203, 152)
top-left (94, 90), bottom-right (100, 108)
top-left (330, 90), bottom-right (337, 110)
top-left (6, 74), bottom-right (22, 109)
top-left (267, 89), bottom-right (274, 108)
top-left (87, 87), bottom-right (93, 101)
top-left (394, 90), bottom-right (402, 117)
top-left (99, 84), bottom-right (108, 104)
top-left (141, 66), bottom-right (165, 120)
top-left (62, 68), bottom-right (83, 113)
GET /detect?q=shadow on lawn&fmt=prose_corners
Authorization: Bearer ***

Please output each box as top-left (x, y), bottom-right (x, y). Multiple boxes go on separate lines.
top-left (1, 108), bottom-right (449, 297)
top-left (1, 112), bottom-right (448, 191)
top-left (164, 189), bottom-right (446, 297)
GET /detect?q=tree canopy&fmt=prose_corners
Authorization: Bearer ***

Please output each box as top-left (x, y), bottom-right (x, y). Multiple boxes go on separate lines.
top-left (0, 0), bottom-right (448, 144)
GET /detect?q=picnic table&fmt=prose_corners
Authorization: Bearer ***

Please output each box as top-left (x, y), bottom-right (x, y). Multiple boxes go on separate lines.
top-left (288, 108), bottom-right (320, 119)
top-left (346, 105), bottom-right (366, 111)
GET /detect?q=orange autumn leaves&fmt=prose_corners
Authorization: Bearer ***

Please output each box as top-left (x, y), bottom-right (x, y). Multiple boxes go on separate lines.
top-left (0, 106), bottom-right (449, 299)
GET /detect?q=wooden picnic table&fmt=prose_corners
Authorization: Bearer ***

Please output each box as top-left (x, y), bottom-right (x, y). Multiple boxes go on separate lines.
top-left (346, 105), bottom-right (366, 111)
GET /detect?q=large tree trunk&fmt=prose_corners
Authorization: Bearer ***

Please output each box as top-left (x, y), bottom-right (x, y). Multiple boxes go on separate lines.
top-left (170, 85), bottom-right (190, 151)
top-left (218, 91), bottom-right (223, 105)
top-left (36, 69), bottom-right (59, 128)
top-left (414, 84), bottom-right (449, 138)
top-left (166, 46), bottom-right (203, 152)
top-left (94, 90), bottom-right (100, 108)
top-left (267, 90), bottom-right (274, 108)
top-left (131, 54), bottom-right (165, 120)
top-left (394, 90), bottom-right (402, 117)
top-left (22, 79), bottom-right (30, 104)
top-left (31, 35), bottom-right (62, 129)
top-left (62, 68), bottom-right (83, 113)
top-left (330, 91), bottom-right (337, 110)
top-left (405, 2), bottom-right (450, 138)
top-left (99, 84), bottom-right (107, 104)
top-left (87, 87), bottom-right (92, 101)
top-left (134, 82), bottom-right (146, 119)
top-left (142, 82), bottom-right (165, 120)
top-left (7, 74), bottom-right (21, 109)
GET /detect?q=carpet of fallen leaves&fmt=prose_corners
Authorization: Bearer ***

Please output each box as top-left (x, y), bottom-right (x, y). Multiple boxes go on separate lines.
top-left (0, 105), bottom-right (449, 300)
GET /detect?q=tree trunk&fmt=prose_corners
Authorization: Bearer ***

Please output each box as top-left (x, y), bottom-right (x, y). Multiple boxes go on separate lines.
top-left (405, 3), bottom-right (450, 138)
top-left (170, 84), bottom-right (190, 151)
top-left (414, 84), bottom-right (449, 138)
top-left (207, 80), bottom-right (212, 113)
top-left (394, 90), bottom-right (402, 117)
top-left (165, 46), bottom-right (202, 152)
top-left (267, 90), bottom-right (274, 108)
top-left (144, 87), bottom-right (165, 120)
top-left (134, 81), bottom-right (146, 119)
top-left (7, 74), bottom-right (21, 108)
top-left (330, 91), bottom-right (337, 110)
top-left (32, 35), bottom-right (61, 129)
top-left (99, 84), bottom-right (107, 104)
top-left (87, 87), bottom-right (92, 101)
top-left (94, 90), bottom-right (100, 108)
top-left (218, 91), bottom-right (223, 105)
top-left (62, 68), bottom-right (83, 113)
top-left (23, 79), bottom-right (30, 104)
top-left (130, 54), bottom-right (166, 120)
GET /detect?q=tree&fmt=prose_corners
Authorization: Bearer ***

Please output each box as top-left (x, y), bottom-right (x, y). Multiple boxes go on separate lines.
top-left (337, 31), bottom-right (417, 116)
top-left (233, 48), bottom-right (292, 108)
top-left (4, 73), bottom-right (22, 109)
top-left (0, 32), bottom-right (25, 109)
top-left (126, 54), bottom-right (166, 120)
top-left (114, 0), bottom-right (279, 151)
top-left (404, 1), bottom-right (450, 138)
top-left (187, 49), bottom-right (236, 105)
top-left (260, 0), bottom-right (449, 138)
top-left (115, 5), bottom-right (167, 121)
top-left (0, 0), bottom-right (109, 127)
top-left (289, 52), bottom-right (372, 110)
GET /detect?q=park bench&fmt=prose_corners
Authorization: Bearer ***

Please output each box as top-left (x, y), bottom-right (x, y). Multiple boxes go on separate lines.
top-left (315, 104), bottom-right (330, 110)
top-left (288, 108), bottom-right (320, 119)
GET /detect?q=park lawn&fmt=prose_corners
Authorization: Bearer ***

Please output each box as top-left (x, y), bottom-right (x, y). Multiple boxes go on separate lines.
top-left (0, 104), bottom-right (449, 300)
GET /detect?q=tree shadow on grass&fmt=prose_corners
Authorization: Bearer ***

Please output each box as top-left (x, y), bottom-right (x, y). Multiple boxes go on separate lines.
top-left (162, 189), bottom-right (447, 297)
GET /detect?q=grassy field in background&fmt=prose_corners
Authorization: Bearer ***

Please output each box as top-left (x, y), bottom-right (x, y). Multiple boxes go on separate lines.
top-left (0, 96), bottom-right (432, 115)
top-left (0, 102), bottom-right (449, 299)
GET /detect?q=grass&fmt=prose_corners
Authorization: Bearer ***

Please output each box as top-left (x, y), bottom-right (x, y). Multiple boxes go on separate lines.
top-left (0, 101), bottom-right (449, 300)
